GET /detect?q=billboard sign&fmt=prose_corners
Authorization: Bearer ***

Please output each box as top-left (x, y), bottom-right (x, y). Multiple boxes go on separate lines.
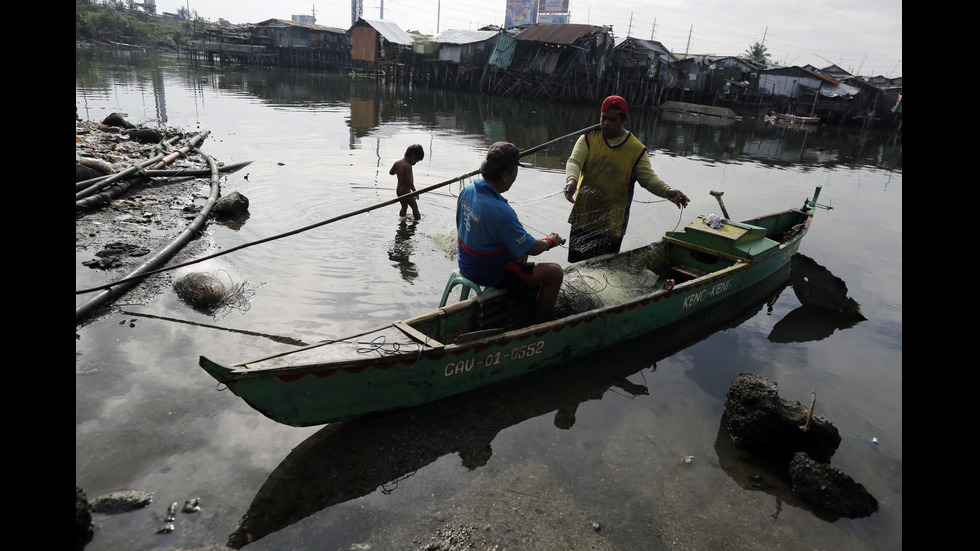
top-left (505, 0), bottom-right (537, 26)
top-left (538, 0), bottom-right (569, 13)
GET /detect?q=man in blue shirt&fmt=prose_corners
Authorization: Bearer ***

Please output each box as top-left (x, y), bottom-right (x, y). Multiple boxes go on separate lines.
top-left (457, 142), bottom-right (566, 323)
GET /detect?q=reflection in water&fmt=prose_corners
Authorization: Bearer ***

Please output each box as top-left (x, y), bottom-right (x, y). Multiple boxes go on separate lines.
top-left (388, 217), bottom-right (419, 282)
top-left (768, 305), bottom-right (862, 343)
top-left (713, 418), bottom-right (840, 522)
top-left (226, 273), bottom-right (792, 549)
top-left (74, 47), bottom-right (902, 173)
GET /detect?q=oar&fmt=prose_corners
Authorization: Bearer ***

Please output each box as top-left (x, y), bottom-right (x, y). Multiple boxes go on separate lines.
top-left (75, 124), bottom-right (599, 296)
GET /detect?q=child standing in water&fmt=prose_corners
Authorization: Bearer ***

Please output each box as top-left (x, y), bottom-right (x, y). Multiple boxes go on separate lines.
top-left (390, 144), bottom-right (424, 219)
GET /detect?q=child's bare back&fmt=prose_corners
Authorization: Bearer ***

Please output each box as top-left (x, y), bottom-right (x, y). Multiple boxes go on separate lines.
top-left (391, 144), bottom-right (424, 218)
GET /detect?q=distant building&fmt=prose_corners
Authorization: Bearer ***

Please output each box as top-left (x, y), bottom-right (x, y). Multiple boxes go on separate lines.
top-left (348, 18), bottom-right (414, 64)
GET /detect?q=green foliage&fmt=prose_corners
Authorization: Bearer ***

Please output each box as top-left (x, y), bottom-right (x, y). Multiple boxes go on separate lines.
top-left (75, 0), bottom-right (195, 46)
top-left (742, 42), bottom-right (771, 64)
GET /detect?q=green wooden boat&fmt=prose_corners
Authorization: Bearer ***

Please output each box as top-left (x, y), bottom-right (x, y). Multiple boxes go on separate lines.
top-left (199, 186), bottom-right (823, 427)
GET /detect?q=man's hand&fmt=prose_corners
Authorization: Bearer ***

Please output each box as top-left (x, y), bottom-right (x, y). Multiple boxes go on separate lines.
top-left (564, 179), bottom-right (577, 203)
top-left (666, 189), bottom-right (690, 209)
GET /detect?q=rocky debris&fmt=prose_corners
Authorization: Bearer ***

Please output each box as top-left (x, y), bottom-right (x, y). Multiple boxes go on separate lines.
top-left (76, 117), bottom-right (216, 293)
top-left (418, 523), bottom-right (481, 551)
top-left (789, 452), bottom-right (879, 518)
top-left (127, 127), bottom-right (165, 144)
top-left (724, 373), bottom-right (840, 462)
top-left (76, 486), bottom-right (94, 545)
top-left (82, 241), bottom-right (152, 269)
top-left (724, 373), bottom-right (877, 518)
top-left (100, 112), bottom-right (136, 130)
top-left (76, 116), bottom-right (187, 183)
top-left (90, 489), bottom-right (154, 514)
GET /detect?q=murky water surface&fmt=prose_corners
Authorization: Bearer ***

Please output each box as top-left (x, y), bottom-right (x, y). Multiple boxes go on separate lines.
top-left (76, 47), bottom-right (901, 550)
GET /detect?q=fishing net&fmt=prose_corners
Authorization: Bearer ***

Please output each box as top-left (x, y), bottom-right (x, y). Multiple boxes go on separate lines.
top-left (553, 247), bottom-right (663, 318)
top-left (173, 270), bottom-right (254, 317)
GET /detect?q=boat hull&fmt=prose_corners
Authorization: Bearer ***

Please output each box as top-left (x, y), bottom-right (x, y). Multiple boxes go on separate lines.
top-left (201, 222), bottom-right (807, 426)
top-left (201, 184), bottom-right (823, 426)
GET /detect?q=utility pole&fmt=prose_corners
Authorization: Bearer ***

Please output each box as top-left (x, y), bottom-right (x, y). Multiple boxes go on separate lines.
top-left (650, 18), bottom-right (656, 40)
top-left (685, 26), bottom-right (692, 55)
top-left (627, 12), bottom-right (633, 37)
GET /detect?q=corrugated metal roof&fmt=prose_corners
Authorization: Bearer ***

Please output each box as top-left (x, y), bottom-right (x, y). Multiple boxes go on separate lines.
top-left (513, 23), bottom-right (609, 45)
top-left (359, 18), bottom-right (414, 46)
top-left (254, 18), bottom-right (346, 34)
top-left (431, 29), bottom-right (499, 45)
top-left (819, 81), bottom-right (861, 98)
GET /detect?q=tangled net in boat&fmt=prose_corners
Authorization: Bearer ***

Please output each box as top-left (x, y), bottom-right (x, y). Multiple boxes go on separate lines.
top-left (173, 271), bottom-right (254, 317)
top-left (552, 248), bottom-right (663, 318)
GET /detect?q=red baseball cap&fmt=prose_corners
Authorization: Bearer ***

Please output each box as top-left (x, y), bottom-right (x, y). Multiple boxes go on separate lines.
top-left (601, 95), bottom-right (627, 114)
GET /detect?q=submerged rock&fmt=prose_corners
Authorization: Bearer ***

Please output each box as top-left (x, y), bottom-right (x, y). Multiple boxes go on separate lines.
top-left (789, 452), bottom-right (879, 518)
top-left (724, 373), bottom-right (841, 462)
top-left (90, 489), bottom-right (154, 514)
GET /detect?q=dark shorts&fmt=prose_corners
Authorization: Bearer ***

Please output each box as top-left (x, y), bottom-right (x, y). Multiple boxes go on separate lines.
top-left (567, 225), bottom-right (624, 263)
top-left (500, 261), bottom-right (536, 295)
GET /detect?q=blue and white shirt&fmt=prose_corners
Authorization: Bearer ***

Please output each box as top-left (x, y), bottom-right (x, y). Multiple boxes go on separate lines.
top-left (456, 179), bottom-right (535, 286)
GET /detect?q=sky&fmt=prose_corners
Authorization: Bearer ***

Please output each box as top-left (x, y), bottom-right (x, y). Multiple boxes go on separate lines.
top-left (151, 0), bottom-right (902, 77)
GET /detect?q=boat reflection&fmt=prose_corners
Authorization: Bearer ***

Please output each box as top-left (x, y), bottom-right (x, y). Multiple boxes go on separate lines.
top-left (227, 272), bottom-right (792, 549)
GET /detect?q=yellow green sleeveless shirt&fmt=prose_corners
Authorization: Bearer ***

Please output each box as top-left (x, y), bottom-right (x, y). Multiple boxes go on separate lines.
top-left (567, 130), bottom-right (647, 236)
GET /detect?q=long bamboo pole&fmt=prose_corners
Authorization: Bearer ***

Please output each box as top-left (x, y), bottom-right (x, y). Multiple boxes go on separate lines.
top-left (75, 124), bottom-right (599, 296)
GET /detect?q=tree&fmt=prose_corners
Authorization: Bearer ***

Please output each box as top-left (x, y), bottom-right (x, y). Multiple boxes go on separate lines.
top-left (743, 42), bottom-right (771, 64)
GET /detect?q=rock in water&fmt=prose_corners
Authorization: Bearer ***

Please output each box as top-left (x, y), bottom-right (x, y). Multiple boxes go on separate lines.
top-left (90, 489), bottom-right (154, 514)
top-left (791, 253), bottom-right (866, 320)
top-left (789, 452), bottom-right (879, 518)
top-left (214, 191), bottom-right (250, 216)
top-left (724, 373), bottom-right (841, 462)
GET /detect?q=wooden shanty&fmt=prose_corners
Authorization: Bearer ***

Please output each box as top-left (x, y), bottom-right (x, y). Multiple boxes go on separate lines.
top-left (429, 29), bottom-right (501, 92)
top-left (481, 23), bottom-right (613, 103)
top-left (602, 37), bottom-right (679, 110)
top-left (186, 19), bottom-right (349, 69)
top-left (250, 19), bottom-right (348, 68)
top-left (186, 25), bottom-right (273, 66)
top-left (349, 18), bottom-right (415, 65)
top-left (756, 66), bottom-right (857, 121)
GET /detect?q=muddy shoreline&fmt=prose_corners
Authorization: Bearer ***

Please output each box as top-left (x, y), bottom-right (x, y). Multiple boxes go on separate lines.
top-left (76, 116), bottom-right (222, 317)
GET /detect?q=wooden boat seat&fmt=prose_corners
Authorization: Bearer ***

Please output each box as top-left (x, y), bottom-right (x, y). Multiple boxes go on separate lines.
top-left (670, 264), bottom-right (708, 281)
top-left (439, 269), bottom-right (496, 307)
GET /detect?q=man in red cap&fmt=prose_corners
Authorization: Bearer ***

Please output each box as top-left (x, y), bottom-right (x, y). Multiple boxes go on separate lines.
top-left (563, 95), bottom-right (690, 262)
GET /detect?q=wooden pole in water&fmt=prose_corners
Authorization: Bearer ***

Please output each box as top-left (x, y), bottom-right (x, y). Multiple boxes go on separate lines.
top-left (75, 124), bottom-right (601, 295)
